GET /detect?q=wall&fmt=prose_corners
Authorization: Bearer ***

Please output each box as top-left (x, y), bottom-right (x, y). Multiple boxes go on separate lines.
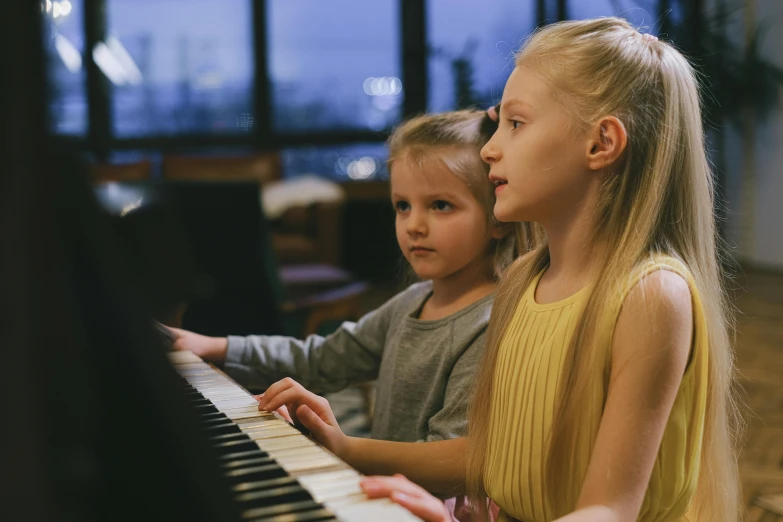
top-left (709, 0), bottom-right (783, 270)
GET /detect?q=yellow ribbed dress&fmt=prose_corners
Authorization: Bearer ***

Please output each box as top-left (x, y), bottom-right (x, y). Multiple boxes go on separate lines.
top-left (484, 256), bottom-right (709, 522)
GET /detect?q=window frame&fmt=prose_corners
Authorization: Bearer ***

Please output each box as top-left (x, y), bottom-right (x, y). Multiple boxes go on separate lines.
top-left (60, 0), bottom-right (684, 162)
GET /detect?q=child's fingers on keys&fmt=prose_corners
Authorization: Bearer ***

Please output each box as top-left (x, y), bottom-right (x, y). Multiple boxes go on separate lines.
top-left (360, 475), bottom-right (427, 499)
top-left (257, 377), bottom-right (300, 409)
top-left (361, 476), bottom-right (449, 522)
top-left (390, 491), bottom-right (450, 522)
top-left (277, 404), bottom-right (293, 423)
top-left (260, 383), bottom-right (321, 413)
top-left (301, 394), bottom-right (337, 424)
top-left (295, 404), bottom-right (331, 435)
top-left (258, 387), bottom-right (302, 412)
top-left (360, 479), bottom-right (395, 499)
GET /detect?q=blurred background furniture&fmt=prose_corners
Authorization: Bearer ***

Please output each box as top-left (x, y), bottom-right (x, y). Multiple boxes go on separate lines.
top-left (92, 160), bottom-right (153, 183)
top-left (94, 178), bottom-right (368, 340)
top-left (747, 494), bottom-right (783, 521)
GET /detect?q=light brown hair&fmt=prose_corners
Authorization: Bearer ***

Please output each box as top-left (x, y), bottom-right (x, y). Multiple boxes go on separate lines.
top-left (466, 18), bottom-right (742, 521)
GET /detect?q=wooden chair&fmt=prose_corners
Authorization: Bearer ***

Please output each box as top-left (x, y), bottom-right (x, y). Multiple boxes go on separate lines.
top-left (161, 153), bottom-right (280, 184)
top-left (92, 160), bottom-right (153, 183)
top-left (161, 153), bottom-right (343, 267)
top-left (748, 494), bottom-right (783, 521)
top-left (95, 179), bottom-right (368, 341)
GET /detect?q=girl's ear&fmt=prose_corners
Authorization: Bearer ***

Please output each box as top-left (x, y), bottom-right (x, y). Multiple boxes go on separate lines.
top-left (586, 116), bottom-right (628, 171)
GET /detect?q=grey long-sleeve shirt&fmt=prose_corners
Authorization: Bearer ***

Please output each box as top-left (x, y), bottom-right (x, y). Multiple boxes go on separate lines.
top-left (224, 281), bottom-right (493, 442)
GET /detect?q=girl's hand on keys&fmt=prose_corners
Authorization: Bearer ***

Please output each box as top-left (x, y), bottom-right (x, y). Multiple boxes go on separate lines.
top-left (168, 326), bottom-right (228, 363)
top-left (257, 378), bottom-right (347, 458)
top-left (253, 394), bottom-right (293, 423)
top-left (360, 475), bottom-right (451, 522)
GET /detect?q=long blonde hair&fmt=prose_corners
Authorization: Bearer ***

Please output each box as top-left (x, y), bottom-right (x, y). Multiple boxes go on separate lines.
top-left (467, 18), bottom-right (742, 521)
top-left (387, 110), bottom-right (539, 275)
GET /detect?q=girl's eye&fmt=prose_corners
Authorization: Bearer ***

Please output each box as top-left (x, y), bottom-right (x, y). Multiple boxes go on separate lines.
top-left (510, 120), bottom-right (523, 130)
top-left (433, 200), bottom-right (454, 212)
top-left (394, 201), bottom-right (410, 213)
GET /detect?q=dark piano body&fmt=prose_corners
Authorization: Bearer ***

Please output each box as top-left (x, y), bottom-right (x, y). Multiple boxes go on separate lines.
top-left (1, 4), bottom-right (418, 521)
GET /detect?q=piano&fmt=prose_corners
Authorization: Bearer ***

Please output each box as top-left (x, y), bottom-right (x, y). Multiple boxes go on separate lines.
top-left (169, 350), bottom-right (421, 522)
top-left (2, 6), bottom-right (422, 518)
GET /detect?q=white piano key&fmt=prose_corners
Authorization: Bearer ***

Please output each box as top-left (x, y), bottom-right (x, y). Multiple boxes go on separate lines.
top-left (168, 351), bottom-right (203, 364)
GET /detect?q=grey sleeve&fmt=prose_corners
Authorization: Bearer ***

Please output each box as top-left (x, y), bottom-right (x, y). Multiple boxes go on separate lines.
top-left (223, 301), bottom-right (397, 394)
top-left (424, 330), bottom-right (486, 442)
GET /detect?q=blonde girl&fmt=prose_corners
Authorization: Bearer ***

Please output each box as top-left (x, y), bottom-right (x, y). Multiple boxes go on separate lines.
top-left (259, 17), bottom-right (741, 522)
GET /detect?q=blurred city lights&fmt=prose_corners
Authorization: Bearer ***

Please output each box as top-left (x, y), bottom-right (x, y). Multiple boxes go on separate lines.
top-left (363, 76), bottom-right (402, 96)
top-left (346, 156), bottom-right (377, 180)
top-left (54, 33), bottom-right (82, 73)
top-left (45, 0), bottom-right (73, 19)
top-left (92, 38), bottom-right (143, 86)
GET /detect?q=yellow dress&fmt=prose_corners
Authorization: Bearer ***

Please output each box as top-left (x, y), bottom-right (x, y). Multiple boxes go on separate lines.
top-left (484, 256), bottom-right (708, 521)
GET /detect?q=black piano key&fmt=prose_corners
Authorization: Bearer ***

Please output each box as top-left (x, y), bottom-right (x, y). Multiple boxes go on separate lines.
top-left (215, 438), bottom-right (265, 452)
top-left (288, 421), bottom-right (312, 438)
top-left (240, 500), bottom-right (325, 520)
top-left (199, 411), bottom-right (230, 421)
top-left (193, 403), bottom-right (220, 414)
top-left (225, 463), bottom-right (288, 483)
top-left (201, 414), bottom-right (238, 427)
top-left (219, 449), bottom-right (271, 462)
top-left (222, 456), bottom-right (278, 471)
top-left (214, 445), bottom-right (270, 461)
top-left (248, 509), bottom-right (337, 522)
top-left (232, 476), bottom-right (298, 493)
top-left (234, 484), bottom-right (311, 506)
top-left (210, 431), bottom-right (255, 444)
top-left (204, 422), bottom-right (243, 436)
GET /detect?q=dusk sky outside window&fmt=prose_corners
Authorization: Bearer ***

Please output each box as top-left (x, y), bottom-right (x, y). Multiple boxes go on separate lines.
top-left (43, 0), bottom-right (688, 179)
top-left (44, 0), bottom-right (87, 135)
top-left (108, 0), bottom-right (254, 136)
top-left (567, 0), bottom-right (662, 31)
top-left (427, 0), bottom-right (536, 113)
top-left (268, 0), bottom-right (400, 132)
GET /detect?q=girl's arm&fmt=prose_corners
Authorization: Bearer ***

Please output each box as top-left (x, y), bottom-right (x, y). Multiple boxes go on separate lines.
top-left (344, 436), bottom-right (467, 494)
top-left (258, 378), bottom-right (469, 494)
top-left (558, 270), bottom-right (693, 522)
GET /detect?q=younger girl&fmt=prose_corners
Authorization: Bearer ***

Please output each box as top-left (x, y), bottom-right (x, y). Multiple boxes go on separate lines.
top-left (171, 110), bottom-right (529, 447)
top-left (258, 17), bottom-right (742, 522)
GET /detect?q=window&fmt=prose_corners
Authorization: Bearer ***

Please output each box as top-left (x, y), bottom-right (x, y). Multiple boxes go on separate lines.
top-left (566, 0), bottom-right (660, 32)
top-left (43, 0), bottom-right (687, 177)
top-left (44, 0), bottom-right (88, 135)
top-left (281, 143), bottom-right (389, 181)
top-left (268, 0), bottom-right (401, 132)
top-left (106, 0), bottom-right (254, 136)
top-left (427, 0), bottom-right (536, 112)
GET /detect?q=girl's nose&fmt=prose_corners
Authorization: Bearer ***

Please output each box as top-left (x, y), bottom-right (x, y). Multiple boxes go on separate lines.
top-left (406, 209), bottom-right (427, 236)
top-left (481, 134), bottom-right (502, 164)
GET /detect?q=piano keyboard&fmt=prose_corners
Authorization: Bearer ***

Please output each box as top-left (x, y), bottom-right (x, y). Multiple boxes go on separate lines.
top-left (169, 350), bottom-right (422, 522)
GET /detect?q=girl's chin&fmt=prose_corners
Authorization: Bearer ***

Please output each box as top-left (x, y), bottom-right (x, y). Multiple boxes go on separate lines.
top-left (493, 203), bottom-right (532, 224)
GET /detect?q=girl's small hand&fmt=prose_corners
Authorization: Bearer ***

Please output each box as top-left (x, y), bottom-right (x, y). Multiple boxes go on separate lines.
top-left (257, 378), bottom-right (347, 458)
top-left (360, 475), bottom-right (451, 522)
top-left (253, 394), bottom-right (293, 423)
top-left (168, 326), bottom-right (228, 363)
